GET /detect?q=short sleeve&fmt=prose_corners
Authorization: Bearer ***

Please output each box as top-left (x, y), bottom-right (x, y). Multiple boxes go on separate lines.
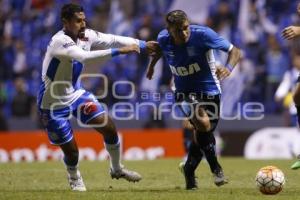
top-left (157, 29), bottom-right (168, 49)
top-left (203, 27), bottom-right (232, 52)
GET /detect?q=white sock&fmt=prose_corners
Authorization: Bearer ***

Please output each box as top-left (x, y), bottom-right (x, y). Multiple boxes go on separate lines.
top-left (64, 163), bottom-right (80, 179)
top-left (105, 142), bottom-right (121, 171)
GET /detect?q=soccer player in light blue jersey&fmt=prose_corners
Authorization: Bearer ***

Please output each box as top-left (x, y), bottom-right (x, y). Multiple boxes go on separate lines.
top-left (147, 10), bottom-right (241, 190)
top-left (38, 3), bottom-right (158, 191)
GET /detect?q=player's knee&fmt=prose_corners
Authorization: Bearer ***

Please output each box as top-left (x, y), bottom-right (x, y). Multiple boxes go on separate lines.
top-left (105, 123), bottom-right (117, 136)
top-left (198, 117), bottom-right (211, 132)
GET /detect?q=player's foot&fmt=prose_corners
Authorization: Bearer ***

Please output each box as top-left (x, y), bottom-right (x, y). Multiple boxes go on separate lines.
top-left (291, 155), bottom-right (300, 169)
top-left (179, 162), bottom-right (198, 190)
top-left (110, 167), bottom-right (142, 182)
top-left (213, 168), bottom-right (228, 187)
top-left (68, 175), bottom-right (86, 191)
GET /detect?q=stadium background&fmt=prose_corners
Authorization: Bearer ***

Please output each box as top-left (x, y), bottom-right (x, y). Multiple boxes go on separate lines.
top-left (1, 0), bottom-right (300, 162)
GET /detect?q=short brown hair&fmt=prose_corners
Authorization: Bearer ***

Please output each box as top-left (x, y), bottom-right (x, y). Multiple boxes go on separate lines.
top-left (165, 10), bottom-right (188, 25)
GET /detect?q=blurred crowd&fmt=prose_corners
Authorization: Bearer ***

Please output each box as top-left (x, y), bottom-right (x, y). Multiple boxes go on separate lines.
top-left (0, 0), bottom-right (300, 130)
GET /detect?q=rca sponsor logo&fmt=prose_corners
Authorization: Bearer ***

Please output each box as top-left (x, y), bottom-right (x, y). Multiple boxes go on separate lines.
top-left (169, 63), bottom-right (201, 76)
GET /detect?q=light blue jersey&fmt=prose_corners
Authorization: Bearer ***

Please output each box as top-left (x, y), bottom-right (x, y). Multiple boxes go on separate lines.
top-left (158, 25), bottom-right (233, 95)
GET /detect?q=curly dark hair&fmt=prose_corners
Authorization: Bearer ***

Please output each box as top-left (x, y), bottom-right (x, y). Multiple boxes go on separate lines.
top-left (61, 3), bottom-right (84, 21)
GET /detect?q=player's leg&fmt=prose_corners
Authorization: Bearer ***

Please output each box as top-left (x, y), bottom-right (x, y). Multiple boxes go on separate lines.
top-left (192, 95), bottom-right (228, 186)
top-left (179, 139), bottom-right (203, 190)
top-left (178, 101), bottom-right (203, 189)
top-left (291, 82), bottom-right (300, 169)
top-left (293, 82), bottom-right (300, 126)
top-left (87, 114), bottom-right (142, 182)
top-left (75, 92), bottom-right (141, 182)
top-left (39, 109), bottom-right (86, 191)
top-left (60, 138), bottom-right (86, 191)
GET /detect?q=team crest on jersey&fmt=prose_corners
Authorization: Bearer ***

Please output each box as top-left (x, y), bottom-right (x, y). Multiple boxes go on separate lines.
top-left (187, 47), bottom-right (196, 56)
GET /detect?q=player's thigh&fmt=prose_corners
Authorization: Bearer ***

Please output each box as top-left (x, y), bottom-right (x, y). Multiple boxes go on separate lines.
top-left (73, 91), bottom-right (106, 126)
top-left (194, 95), bottom-right (220, 132)
top-left (39, 109), bottom-right (73, 145)
top-left (293, 83), bottom-right (300, 105)
top-left (178, 100), bottom-right (210, 132)
top-left (192, 105), bottom-right (211, 132)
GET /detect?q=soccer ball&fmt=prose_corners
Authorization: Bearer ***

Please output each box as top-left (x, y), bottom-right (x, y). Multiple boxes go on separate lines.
top-left (255, 166), bottom-right (285, 195)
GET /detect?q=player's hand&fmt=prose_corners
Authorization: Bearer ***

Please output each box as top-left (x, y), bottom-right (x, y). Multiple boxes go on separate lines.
top-left (146, 41), bottom-right (161, 56)
top-left (216, 66), bottom-right (231, 81)
top-left (282, 26), bottom-right (300, 40)
top-left (119, 44), bottom-right (140, 54)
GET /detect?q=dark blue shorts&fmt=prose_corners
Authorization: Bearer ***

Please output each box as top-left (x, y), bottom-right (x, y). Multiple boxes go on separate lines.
top-left (175, 92), bottom-right (221, 132)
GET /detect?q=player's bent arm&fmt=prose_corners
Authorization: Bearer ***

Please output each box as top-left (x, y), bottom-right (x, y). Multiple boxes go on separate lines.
top-left (225, 46), bottom-right (242, 72)
top-left (146, 54), bottom-right (162, 80)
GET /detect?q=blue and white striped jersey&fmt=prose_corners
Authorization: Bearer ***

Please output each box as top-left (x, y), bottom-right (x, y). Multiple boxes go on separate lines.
top-left (38, 29), bottom-right (141, 110)
top-left (158, 25), bottom-right (233, 95)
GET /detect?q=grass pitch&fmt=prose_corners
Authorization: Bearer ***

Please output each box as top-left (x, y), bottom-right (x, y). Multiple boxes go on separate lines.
top-left (1, 158), bottom-right (300, 200)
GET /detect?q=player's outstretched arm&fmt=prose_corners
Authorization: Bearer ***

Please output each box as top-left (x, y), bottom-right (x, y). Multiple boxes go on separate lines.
top-left (91, 31), bottom-right (159, 56)
top-left (118, 44), bottom-right (140, 54)
top-left (52, 37), bottom-right (140, 64)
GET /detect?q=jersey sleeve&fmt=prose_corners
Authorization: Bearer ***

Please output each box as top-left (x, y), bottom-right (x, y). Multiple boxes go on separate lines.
top-left (156, 29), bottom-right (169, 51)
top-left (50, 35), bottom-right (113, 64)
top-left (275, 71), bottom-right (291, 99)
top-left (203, 27), bottom-right (233, 52)
top-left (89, 30), bottom-right (146, 51)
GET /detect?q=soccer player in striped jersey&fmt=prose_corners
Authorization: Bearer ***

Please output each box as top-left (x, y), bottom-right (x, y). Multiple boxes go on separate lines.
top-left (38, 3), bottom-right (157, 191)
top-left (282, 2), bottom-right (300, 170)
top-left (146, 10), bottom-right (241, 189)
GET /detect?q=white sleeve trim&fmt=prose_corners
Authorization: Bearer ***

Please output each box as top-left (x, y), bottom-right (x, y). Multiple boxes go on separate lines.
top-left (228, 44), bottom-right (234, 52)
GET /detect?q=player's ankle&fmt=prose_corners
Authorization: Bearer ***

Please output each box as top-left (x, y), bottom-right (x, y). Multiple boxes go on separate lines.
top-left (67, 168), bottom-right (81, 179)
